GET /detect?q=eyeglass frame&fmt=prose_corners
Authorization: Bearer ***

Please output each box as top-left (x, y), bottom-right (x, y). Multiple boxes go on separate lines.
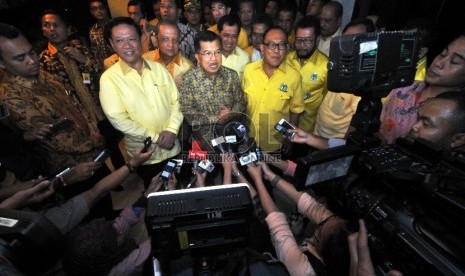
top-left (197, 49), bottom-right (222, 59)
top-left (262, 41), bottom-right (288, 51)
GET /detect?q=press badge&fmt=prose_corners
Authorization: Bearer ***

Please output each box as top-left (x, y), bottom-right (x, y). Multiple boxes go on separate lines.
top-left (82, 73), bottom-right (91, 84)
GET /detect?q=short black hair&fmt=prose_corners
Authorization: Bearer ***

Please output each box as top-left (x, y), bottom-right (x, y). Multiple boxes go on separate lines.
top-left (155, 18), bottom-right (180, 36)
top-left (104, 16), bottom-right (142, 45)
top-left (217, 14), bottom-right (241, 33)
top-left (89, 0), bottom-right (107, 6)
top-left (403, 18), bottom-right (436, 49)
top-left (128, 0), bottom-right (147, 13)
top-left (0, 23), bottom-right (22, 39)
top-left (278, 1), bottom-right (296, 19)
top-left (194, 30), bottom-right (221, 52)
top-left (434, 91), bottom-right (465, 134)
top-left (295, 15), bottom-right (321, 37)
top-left (323, 1), bottom-right (343, 19)
top-left (0, 23), bottom-right (23, 59)
top-left (251, 13), bottom-right (274, 30)
top-left (41, 9), bottom-right (72, 27)
top-left (342, 18), bottom-right (375, 34)
top-left (262, 26), bottom-right (287, 43)
top-left (211, 0), bottom-right (230, 8)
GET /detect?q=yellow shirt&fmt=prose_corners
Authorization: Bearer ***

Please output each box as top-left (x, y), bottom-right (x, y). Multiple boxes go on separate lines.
top-left (286, 50), bottom-right (328, 132)
top-left (208, 24), bottom-right (250, 50)
top-left (143, 50), bottom-right (194, 83)
top-left (100, 59), bottom-right (183, 164)
top-left (242, 60), bottom-right (304, 152)
top-left (415, 56), bottom-right (427, 81)
top-left (222, 46), bottom-right (250, 80)
top-left (313, 92), bottom-right (361, 139)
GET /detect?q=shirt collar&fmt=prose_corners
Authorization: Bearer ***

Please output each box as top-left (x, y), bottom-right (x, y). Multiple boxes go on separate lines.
top-left (47, 43), bottom-right (59, 56)
top-left (118, 58), bottom-right (151, 74)
top-left (256, 59), bottom-right (288, 74)
top-left (153, 49), bottom-right (182, 66)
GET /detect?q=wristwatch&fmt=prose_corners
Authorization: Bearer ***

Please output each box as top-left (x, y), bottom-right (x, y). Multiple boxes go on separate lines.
top-left (125, 162), bottom-right (136, 174)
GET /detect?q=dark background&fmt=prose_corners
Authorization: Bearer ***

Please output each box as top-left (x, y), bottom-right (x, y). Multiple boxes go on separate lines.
top-left (0, 0), bottom-right (464, 60)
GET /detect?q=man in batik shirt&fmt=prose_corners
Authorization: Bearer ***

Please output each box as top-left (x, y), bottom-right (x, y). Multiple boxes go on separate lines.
top-left (89, 0), bottom-right (114, 71)
top-left (178, 31), bottom-right (245, 152)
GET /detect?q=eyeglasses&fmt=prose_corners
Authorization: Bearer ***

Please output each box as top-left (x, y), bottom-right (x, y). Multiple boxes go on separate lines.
top-left (198, 49), bottom-right (222, 59)
top-left (295, 38), bottom-right (314, 45)
top-left (262, 41), bottom-right (288, 51)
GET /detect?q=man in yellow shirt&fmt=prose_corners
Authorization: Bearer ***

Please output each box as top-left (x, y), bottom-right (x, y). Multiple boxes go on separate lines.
top-left (286, 16), bottom-right (328, 133)
top-left (218, 15), bottom-right (250, 79)
top-left (313, 19), bottom-right (374, 139)
top-left (276, 2), bottom-right (297, 49)
top-left (208, 0), bottom-right (249, 50)
top-left (242, 27), bottom-right (304, 153)
top-left (100, 17), bottom-right (183, 187)
top-left (143, 19), bottom-right (194, 82)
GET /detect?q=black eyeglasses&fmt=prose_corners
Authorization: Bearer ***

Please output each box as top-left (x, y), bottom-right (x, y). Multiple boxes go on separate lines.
top-left (262, 41), bottom-right (288, 51)
top-left (295, 38), bottom-right (314, 45)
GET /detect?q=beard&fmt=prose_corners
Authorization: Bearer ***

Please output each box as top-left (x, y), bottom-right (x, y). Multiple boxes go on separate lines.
top-left (296, 48), bottom-right (314, 59)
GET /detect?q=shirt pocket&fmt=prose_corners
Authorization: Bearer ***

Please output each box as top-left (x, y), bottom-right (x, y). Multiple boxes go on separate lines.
top-left (270, 92), bottom-right (291, 112)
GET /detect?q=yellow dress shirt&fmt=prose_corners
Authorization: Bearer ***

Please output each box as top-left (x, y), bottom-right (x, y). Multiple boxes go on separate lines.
top-left (286, 49), bottom-right (328, 132)
top-left (242, 60), bottom-right (304, 152)
top-left (143, 49), bottom-right (194, 82)
top-left (100, 59), bottom-right (183, 164)
top-left (222, 46), bottom-right (250, 80)
top-left (208, 24), bottom-right (250, 50)
top-left (415, 56), bottom-right (427, 81)
top-left (313, 92), bottom-right (361, 139)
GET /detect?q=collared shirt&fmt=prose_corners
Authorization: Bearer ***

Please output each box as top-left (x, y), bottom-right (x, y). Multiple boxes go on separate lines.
top-left (379, 81), bottom-right (428, 144)
top-left (100, 59), bottom-right (183, 164)
top-left (89, 20), bottom-right (114, 70)
top-left (143, 49), bottom-right (194, 82)
top-left (39, 43), bottom-right (105, 123)
top-left (286, 49), bottom-right (328, 132)
top-left (242, 60), bottom-right (304, 152)
top-left (178, 66), bottom-right (246, 151)
top-left (317, 28), bottom-right (342, 57)
top-left (0, 70), bottom-right (103, 174)
top-left (104, 53), bottom-right (119, 70)
top-left (313, 92), bottom-right (361, 138)
top-left (208, 24), bottom-right (250, 50)
top-left (222, 46), bottom-right (250, 80)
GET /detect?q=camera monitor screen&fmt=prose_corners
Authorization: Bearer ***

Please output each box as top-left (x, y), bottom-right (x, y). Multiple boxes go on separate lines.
top-left (327, 31), bottom-right (420, 98)
top-left (293, 144), bottom-right (360, 191)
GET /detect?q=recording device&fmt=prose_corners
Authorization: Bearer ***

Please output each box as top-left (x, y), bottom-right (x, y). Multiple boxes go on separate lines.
top-left (50, 117), bottom-right (73, 134)
top-left (145, 184), bottom-right (253, 273)
top-left (49, 167), bottom-right (74, 190)
top-left (142, 136), bottom-right (152, 153)
top-left (274, 118), bottom-right (296, 139)
top-left (160, 160), bottom-right (177, 181)
top-left (197, 159), bottom-right (215, 173)
top-left (94, 149), bottom-right (110, 163)
top-left (0, 209), bottom-right (65, 274)
top-left (238, 142), bottom-right (263, 166)
top-left (327, 31), bottom-right (420, 98)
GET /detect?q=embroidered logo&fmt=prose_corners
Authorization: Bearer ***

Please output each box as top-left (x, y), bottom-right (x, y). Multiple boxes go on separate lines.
top-left (279, 83), bottom-right (288, 92)
top-left (310, 73), bottom-right (318, 82)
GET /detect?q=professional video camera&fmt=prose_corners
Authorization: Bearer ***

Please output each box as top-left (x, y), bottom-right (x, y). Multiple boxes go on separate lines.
top-left (293, 31), bottom-right (465, 275)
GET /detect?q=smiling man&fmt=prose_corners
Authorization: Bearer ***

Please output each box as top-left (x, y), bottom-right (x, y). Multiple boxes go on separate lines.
top-left (218, 15), bottom-right (250, 79)
top-left (100, 17), bottom-right (183, 187)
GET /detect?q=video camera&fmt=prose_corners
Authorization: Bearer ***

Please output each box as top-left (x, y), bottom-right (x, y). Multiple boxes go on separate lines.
top-left (292, 31), bottom-right (465, 275)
